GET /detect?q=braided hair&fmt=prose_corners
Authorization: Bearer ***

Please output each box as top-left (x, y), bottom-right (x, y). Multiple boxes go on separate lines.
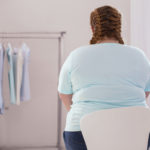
top-left (90, 5), bottom-right (124, 45)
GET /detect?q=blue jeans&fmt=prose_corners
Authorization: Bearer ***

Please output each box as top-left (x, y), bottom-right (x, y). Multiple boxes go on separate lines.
top-left (147, 133), bottom-right (150, 150)
top-left (63, 131), bottom-right (150, 150)
top-left (63, 131), bottom-right (87, 150)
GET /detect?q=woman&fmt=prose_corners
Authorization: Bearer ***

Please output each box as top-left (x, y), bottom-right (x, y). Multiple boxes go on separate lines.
top-left (58, 5), bottom-right (150, 150)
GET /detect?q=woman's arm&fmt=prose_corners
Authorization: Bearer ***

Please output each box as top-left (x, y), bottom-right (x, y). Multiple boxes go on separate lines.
top-left (145, 92), bottom-right (150, 99)
top-left (145, 92), bottom-right (150, 105)
top-left (58, 93), bottom-right (73, 111)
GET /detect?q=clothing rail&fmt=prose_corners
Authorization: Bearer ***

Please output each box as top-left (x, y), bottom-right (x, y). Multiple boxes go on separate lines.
top-left (0, 31), bottom-right (66, 34)
top-left (0, 31), bottom-right (66, 150)
top-left (0, 31), bottom-right (66, 39)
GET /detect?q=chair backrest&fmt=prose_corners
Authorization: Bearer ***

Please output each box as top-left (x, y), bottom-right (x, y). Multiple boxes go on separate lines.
top-left (80, 106), bottom-right (150, 150)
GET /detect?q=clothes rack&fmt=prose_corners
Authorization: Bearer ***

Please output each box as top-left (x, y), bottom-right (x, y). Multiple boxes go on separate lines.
top-left (0, 31), bottom-right (66, 150)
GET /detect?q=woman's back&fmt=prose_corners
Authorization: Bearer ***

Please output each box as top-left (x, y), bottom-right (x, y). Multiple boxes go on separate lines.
top-left (58, 43), bottom-right (150, 131)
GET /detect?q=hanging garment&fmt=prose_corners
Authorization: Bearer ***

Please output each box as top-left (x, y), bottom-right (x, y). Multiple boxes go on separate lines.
top-left (0, 44), bottom-right (4, 114)
top-left (2, 44), bottom-right (11, 112)
top-left (13, 48), bottom-right (23, 105)
top-left (20, 43), bottom-right (31, 101)
top-left (7, 43), bottom-right (16, 104)
top-left (12, 50), bottom-right (17, 100)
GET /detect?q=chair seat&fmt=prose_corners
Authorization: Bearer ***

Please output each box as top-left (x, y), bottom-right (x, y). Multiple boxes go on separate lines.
top-left (80, 106), bottom-right (150, 150)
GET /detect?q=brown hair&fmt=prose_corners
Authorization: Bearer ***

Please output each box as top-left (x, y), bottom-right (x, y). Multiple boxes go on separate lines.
top-left (89, 5), bottom-right (124, 44)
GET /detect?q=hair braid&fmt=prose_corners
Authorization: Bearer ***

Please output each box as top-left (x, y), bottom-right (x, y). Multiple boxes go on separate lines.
top-left (89, 5), bottom-right (124, 45)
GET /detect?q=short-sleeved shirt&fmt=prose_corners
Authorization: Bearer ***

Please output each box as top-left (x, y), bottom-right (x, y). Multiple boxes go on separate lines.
top-left (58, 43), bottom-right (150, 131)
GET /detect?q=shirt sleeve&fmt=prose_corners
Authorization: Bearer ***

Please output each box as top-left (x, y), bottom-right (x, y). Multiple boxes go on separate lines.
top-left (141, 51), bottom-right (150, 92)
top-left (144, 60), bottom-right (150, 92)
top-left (144, 76), bottom-right (150, 92)
top-left (57, 52), bottom-right (73, 94)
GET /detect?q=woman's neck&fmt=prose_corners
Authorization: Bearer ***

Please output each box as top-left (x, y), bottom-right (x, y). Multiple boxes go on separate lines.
top-left (96, 38), bottom-right (119, 44)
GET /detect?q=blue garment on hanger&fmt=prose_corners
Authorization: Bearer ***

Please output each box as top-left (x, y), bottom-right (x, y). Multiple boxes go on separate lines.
top-left (0, 44), bottom-right (4, 114)
top-left (13, 47), bottom-right (24, 105)
top-left (12, 52), bottom-right (17, 97)
top-left (20, 43), bottom-right (31, 101)
top-left (7, 43), bottom-right (16, 104)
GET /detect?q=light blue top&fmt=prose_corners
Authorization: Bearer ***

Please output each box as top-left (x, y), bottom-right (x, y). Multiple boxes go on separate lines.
top-left (0, 44), bottom-right (4, 114)
top-left (20, 43), bottom-right (31, 101)
top-left (7, 43), bottom-right (16, 104)
top-left (12, 52), bottom-right (17, 95)
top-left (58, 43), bottom-right (150, 131)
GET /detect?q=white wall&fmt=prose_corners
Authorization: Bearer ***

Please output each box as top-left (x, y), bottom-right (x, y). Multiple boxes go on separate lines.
top-left (130, 0), bottom-right (150, 106)
top-left (130, 0), bottom-right (150, 58)
top-left (0, 0), bottom-right (130, 149)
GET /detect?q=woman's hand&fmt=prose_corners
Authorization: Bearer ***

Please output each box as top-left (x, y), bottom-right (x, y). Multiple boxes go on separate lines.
top-left (145, 92), bottom-right (150, 105)
top-left (58, 93), bottom-right (73, 111)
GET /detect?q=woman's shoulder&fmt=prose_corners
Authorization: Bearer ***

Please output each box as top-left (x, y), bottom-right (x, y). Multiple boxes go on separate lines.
top-left (70, 45), bottom-right (91, 56)
top-left (70, 43), bottom-right (147, 58)
top-left (123, 44), bottom-right (150, 64)
top-left (72, 44), bottom-right (91, 52)
top-left (124, 44), bottom-right (144, 53)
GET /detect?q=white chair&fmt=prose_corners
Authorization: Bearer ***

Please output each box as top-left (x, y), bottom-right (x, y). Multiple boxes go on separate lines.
top-left (80, 106), bottom-right (150, 150)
